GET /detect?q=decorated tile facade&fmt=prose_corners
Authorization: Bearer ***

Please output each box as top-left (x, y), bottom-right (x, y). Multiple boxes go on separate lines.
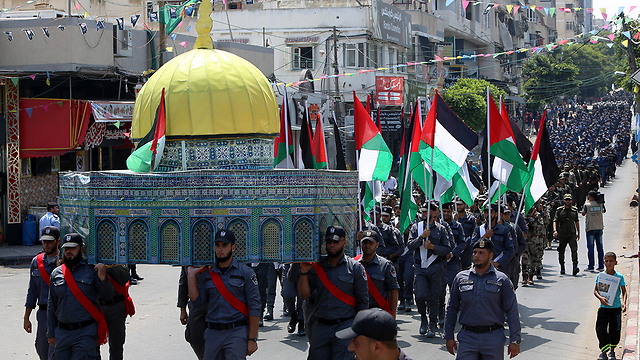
top-left (59, 169), bottom-right (358, 265)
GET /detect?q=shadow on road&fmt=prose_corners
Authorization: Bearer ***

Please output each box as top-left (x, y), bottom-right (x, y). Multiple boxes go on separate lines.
top-left (519, 304), bottom-right (580, 334)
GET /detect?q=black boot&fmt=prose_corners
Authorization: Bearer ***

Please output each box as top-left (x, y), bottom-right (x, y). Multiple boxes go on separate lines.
top-left (264, 306), bottom-right (274, 321)
top-left (397, 299), bottom-right (405, 311)
top-left (560, 263), bottom-right (565, 275)
top-left (536, 268), bottom-right (542, 280)
top-left (573, 265), bottom-right (580, 276)
top-left (405, 299), bottom-right (412, 312)
top-left (287, 316), bottom-right (297, 334)
top-left (297, 320), bottom-right (306, 336)
top-left (419, 315), bottom-right (428, 335)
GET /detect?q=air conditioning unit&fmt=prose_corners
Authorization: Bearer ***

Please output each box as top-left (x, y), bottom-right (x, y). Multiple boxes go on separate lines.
top-left (113, 25), bottom-right (133, 58)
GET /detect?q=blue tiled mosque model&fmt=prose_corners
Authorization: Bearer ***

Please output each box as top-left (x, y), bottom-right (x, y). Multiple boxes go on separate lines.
top-left (58, 0), bottom-right (358, 264)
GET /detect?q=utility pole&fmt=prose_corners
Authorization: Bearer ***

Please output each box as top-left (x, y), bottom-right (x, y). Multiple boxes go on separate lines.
top-left (332, 26), bottom-right (341, 120)
top-left (158, 0), bottom-right (166, 68)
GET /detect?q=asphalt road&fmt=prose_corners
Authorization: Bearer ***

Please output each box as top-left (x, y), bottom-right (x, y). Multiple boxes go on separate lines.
top-left (0, 158), bottom-right (637, 360)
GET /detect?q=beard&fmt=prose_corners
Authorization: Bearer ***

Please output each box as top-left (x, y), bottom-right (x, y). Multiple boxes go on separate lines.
top-left (326, 246), bottom-right (344, 258)
top-left (63, 253), bottom-right (82, 267)
top-left (215, 252), bottom-right (232, 264)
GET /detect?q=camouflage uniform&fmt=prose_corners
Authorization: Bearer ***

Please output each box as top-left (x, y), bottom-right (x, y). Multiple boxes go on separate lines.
top-left (522, 212), bottom-right (545, 277)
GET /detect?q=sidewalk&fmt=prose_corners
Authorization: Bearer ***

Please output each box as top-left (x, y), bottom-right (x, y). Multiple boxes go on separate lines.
top-left (0, 242), bottom-right (42, 266)
top-left (623, 220), bottom-right (640, 360)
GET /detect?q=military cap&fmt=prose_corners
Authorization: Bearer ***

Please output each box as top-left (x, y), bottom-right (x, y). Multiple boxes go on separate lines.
top-left (473, 238), bottom-right (494, 251)
top-left (40, 226), bottom-right (60, 241)
top-left (215, 229), bottom-right (236, 244)
top-left (563, 193), bottom-right (573, 200)
top-left (361, 230), bottom-right (380, 243)
top-left (326, 225), bottom-right (346, 241)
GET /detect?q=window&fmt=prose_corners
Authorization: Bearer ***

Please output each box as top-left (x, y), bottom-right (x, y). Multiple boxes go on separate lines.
top-left (292, 46), bottom-right (313, 69)
top-left (566, 22), bottom-right (574, 31)
top-left (368, 44), bottom-right (379, 68)
top-left (397, 50), bottom-right (406, 72)
top-left (345, 44), bottom-right (357, 67)
top-left (484, 12), bottom-right (491, 28)
top-left (527, 9), bottom-right (537, 23)
top-left (388, 48), bottom-right (395, 69)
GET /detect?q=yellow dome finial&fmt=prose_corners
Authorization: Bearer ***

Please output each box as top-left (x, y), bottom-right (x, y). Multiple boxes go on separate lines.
top-left (194, 0), bottom-right (214, 49)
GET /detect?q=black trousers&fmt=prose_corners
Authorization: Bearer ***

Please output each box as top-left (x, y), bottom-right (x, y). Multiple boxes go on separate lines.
top-left (596, 307), bottom-right (622, 352)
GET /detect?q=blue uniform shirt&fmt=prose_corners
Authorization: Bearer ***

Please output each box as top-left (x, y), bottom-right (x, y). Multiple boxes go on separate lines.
top-left (407, 220), bottom-right (452, 263)
top-left (307, 254), bottom-right (369, 319)
top-left (47, 260), bottom-right (114, 339)
top-left (192, 259), bottom-right (261, 323)
top-left (360, 254), bottom-right (399, 309)
top-left (25, 253), bottom-right (58, 308)
top-left (39, 212), bottom-right (60, 233)
top-left (470, 223), bottom-right (515, 268)
top-left (445, 219), bottom-right (466, 259)
top-left (444, 264), bottom-right (521, 343)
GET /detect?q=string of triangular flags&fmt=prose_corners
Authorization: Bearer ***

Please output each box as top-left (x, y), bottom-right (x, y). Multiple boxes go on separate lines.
top-left (275, 12), bottom-right (639, 88)
top-left (21, 100), bottom-right (65, 118)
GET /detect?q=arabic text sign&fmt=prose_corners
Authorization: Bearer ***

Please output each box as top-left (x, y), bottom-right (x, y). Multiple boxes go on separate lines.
top-left (376, 76), bottom-right (404, 106)
top-left (372, 0), bottom-right (411, 48)
top-left (89, 101), bottom-right (135, 122)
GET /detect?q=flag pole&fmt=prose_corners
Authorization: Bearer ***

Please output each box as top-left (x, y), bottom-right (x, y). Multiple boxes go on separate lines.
top-left (283, 87), bottom-right (293, 168)
top-left (320, 107), bottom-right (329, 169)
top-left (425, 96), bottom-right (433, 227)
top-left (486, 86), bottom-right (492, 226)
top-left (497, 95), bottom-right (502, 221)
top-left (514, 187), bottom-right (527, 227)
top-left (357, 180), bottom-right (363, 231)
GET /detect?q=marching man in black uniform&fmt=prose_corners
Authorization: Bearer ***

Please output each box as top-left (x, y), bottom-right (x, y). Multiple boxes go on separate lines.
top-left (359, 230), bottom-right (400, 318)
top-left (298, 225), bottom-right (369, 360)
top-left (407, 201), bottom-right (452, 338)
top-left (188, 229), bottom-right (261, 360)
top-left (24, 226), bottom-right (60, 360)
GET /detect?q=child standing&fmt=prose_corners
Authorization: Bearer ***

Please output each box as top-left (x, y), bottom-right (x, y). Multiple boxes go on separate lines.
top-left (594, 252), bottom-right (628, 360)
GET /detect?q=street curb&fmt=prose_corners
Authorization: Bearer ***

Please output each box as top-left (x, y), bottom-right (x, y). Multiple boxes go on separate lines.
top-left (0, 256), bottom-right (34, 266)
top-left (623, 259), bottom-right (638, 360)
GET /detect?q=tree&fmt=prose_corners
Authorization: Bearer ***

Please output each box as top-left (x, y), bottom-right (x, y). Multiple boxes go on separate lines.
top-left (441, 78), bottom-right (506, 131)
top-left (559, 43), bottom-right (616, 99)
top-left (523, 55), bottom-right (580, 109)
top-left (613, 14), bottom-right (640, 95)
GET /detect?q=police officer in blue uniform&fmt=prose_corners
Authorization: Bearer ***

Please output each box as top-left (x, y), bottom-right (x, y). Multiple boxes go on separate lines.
top-left (445, 239), bottom-right (522, 359)
top-left (47, 233), bottom-right (114, 360)
top-left (178, 266), bottom-right (207, 360)
top-left (298, 225), bottom-right (369, 360)
top-left (455, 200), bottom-right (477, 270)
top-left (439, 202), bottom-right (466, 327)
top-left (501, 207), bottom-right (527, 290)
top-left (188, 229), bottom-right (261, 360)
top-left (470, 204), bottom-right (515, 273)
top-left (407, 201), bottom-right (452, 338)
top-left (24, 226), bottom-right (60, 360)
top-left (282, 263), bottom-right (305, 336)
top-left (359, 230), bottom-right (400, 318)
top-left (372, 209), bottom-right (401, 259)
top-left (39, 202), bottom-right (60, 236)
top-left (101, 265), bottom-right (132, 360)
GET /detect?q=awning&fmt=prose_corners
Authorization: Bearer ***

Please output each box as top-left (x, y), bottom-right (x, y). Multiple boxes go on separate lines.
top-left (19, 98), bottom-right (92, 158)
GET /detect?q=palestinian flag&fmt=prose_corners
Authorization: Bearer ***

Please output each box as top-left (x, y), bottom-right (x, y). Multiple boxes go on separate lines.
top-left (419, 93), bottom-right (478, 181)
top-left (433, 162), bottom-right (479, 206)
top-left (398, 163), bottom-right (418, 233)
top-left (491, 99), bottom-right (531, 193)
top-left (409, 99), bottom-right (431, 195)
top-left (127, 88), bottom-right (166, 172)
top-left (354, 91), bottom-right (392, 182)
top-left (274, 88), bottom-right (294, 169)
top-left (331, 114), bottom-right (347, 170)
top-left (487, 92), bottom-right (528, 171)
top-left (312, 116), bottom-right (328, 169)
top-left (362, 181), bottom-right (382, 221)
top-left (298, 102), bottom-right (315, 169)
top-left (525, 110), bottom-right (561, 212)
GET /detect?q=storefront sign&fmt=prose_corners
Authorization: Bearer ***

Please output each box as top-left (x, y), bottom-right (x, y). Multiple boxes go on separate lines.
top-left (376, 76), bottom-right (404, 106)
top-left (89, 101), bottom-right (135, 122)
top-left (372, 0), bottom-right (411, 48)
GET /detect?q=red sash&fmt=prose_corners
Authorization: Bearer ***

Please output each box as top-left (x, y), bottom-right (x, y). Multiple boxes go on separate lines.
top-left (313, 262), bottom-right (356, 307)
top-left (209, 270), bottom-right (249, 318)
top-left (359, 262), bottom-right (391, 314)
top-left (37, 253), bottom-right (51, 286)
top-left (61, 265), bottom-right (108, 345)
top-left (107, 275), bottom-right (136, 317)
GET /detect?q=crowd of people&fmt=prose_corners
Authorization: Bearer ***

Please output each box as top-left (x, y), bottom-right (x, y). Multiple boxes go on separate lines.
top-left (21, 90), bottom-right (636, 360)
